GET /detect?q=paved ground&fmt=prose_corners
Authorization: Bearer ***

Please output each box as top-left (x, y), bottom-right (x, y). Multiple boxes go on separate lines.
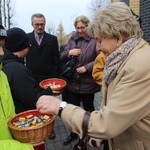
top-left (44, 92), bottom-right (104, 150)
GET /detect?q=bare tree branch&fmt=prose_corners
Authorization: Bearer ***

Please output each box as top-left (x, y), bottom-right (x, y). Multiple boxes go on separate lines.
top-left (6, 0), bottom-right (13, 29)
top-left (56, 22), bottom-right (65, 47)
top-left (0, 0), bottom-right (14, 28)
top-left (88, 0), bottom-right (106, 13)
top-left (88, 0), bottom-right (111, 14)
top-left (0, 0), bottom-right (2, 25)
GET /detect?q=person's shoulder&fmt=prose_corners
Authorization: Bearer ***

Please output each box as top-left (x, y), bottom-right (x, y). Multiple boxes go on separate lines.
top-left (27, 31), bottom-right (34, 36)
top-left (70, 31), bottom-right (79, 41)
top-left (45, 32), bottom-right (57, 39)
top-left (4, 61), bottom-right (24, 70)
top-left (27, 32), bottom-right (34, 39)
top-left (44, 33), bottom-right (58, 44)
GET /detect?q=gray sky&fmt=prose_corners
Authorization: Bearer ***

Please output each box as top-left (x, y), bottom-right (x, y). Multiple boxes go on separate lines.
top-left (13, 0), bottom-right (91, 34)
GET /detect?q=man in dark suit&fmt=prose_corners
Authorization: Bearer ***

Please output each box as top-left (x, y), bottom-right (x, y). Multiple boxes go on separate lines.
top-left (26, 13), bottom-right (61, 91)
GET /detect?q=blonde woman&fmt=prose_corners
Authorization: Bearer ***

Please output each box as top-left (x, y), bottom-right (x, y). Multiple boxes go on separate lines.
top-left (36, 2), bottom-right (150, 150)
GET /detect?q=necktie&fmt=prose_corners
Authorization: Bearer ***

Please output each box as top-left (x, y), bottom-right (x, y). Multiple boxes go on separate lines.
top-left (36, 35), bottom-right (42, 45)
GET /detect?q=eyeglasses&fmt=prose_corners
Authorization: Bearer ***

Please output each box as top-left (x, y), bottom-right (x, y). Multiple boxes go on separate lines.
top-left (76, 26), bottom-right (86, 30)
top-left (34, 23), bottom-right (45, 27)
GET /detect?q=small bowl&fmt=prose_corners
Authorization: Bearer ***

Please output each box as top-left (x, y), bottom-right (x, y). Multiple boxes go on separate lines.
top-left (8, 110), bottom-right (55, 144)
top-left (39, 78), bottom-right (67, 94)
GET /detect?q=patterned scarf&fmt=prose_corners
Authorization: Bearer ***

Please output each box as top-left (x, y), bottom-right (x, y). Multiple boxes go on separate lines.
top-left (103, 38), bottom-right (141, 85)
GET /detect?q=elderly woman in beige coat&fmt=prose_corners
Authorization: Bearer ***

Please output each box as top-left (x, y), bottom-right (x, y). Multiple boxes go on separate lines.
top-left (36, 2), bottom-right (150, 150)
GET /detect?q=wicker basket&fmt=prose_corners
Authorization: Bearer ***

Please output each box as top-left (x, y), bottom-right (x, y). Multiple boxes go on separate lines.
top-left (39, 78), bottom-right (67, 94)
top-left (8, 110), bottom-right (55, 144)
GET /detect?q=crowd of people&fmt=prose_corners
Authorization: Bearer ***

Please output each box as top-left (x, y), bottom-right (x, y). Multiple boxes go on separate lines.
top-left (0, 2), bottom-right (149, 150)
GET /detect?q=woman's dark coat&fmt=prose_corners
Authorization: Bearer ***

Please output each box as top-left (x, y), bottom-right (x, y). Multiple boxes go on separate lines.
top-left (60, 32), bottom-right (100, 94)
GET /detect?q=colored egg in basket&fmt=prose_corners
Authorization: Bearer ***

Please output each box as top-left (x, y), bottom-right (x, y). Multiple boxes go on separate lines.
top-left (8, 109), bottom-right (55, 144)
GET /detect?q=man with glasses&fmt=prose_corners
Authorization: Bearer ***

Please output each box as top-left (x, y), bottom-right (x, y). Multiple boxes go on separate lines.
top-left (26, 13), bottom-right (60, 92)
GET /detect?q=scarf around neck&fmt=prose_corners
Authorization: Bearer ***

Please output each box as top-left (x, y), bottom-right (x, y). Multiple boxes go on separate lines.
top-left (103, 38), bottom-right (141, 85)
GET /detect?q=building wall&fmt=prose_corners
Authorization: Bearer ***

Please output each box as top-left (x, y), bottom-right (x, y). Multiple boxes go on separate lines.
top-left (123, 0), bottom-right (129, 5)
top-left (130, 0), bottom-right (140, 15)
top-left (112, 0), bottom-right (150, 43)
top-left (112, 0), bottom-right (139, 14)
top-left (140, 0), bottom-right (150, 42)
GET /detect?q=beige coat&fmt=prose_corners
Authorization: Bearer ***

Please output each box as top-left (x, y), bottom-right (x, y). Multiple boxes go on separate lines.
top-left (61, 39), bottom-right (150, 150)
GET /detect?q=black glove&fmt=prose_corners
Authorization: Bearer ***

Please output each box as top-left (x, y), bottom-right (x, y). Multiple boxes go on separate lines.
top-left (39, 87), bottom-right (53, 96)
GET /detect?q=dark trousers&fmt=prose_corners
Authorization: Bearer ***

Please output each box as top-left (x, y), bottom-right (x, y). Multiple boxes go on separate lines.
top-left (64, 89), bottom-right (95, 141)
top-left (103, 140), bottom-right (109, 150)
top-left (62, 88), bottom-right (69, 101)
top-left (66, 90), bottom-right (95, 112)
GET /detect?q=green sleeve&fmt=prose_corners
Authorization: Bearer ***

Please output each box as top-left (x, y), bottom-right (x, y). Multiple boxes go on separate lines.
top-left (0, 139), bottom-right (34, 150)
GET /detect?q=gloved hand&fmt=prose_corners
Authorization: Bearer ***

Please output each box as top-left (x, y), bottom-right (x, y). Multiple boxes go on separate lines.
top-left (39, 87), bottom-right (53, 96)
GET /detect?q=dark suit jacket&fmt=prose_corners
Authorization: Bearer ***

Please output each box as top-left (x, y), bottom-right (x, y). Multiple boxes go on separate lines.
top-left (26, 31), bottom-right (61, 85)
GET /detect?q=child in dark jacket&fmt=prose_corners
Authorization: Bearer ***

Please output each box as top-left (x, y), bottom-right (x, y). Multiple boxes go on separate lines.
top-left (2, 27), bottom-right (52, 114)
top-left (0, 24), bottom-right (33, 150)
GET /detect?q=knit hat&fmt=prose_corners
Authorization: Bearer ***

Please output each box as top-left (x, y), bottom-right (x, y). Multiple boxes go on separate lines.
top-left (5, 27), bottom-right (29, 52)
top-left (0, 25), bottom-right (7, 40)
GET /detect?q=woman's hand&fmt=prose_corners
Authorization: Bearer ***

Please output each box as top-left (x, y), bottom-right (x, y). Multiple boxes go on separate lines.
top-left (36, 95), bottom-right (61, 115)
top-left (76, 66), bottom-right (87, 74)
top-left (68, 48), bottom-right (81, 56)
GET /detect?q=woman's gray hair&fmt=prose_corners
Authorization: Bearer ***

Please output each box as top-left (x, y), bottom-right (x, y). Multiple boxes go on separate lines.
top-left (74, 15), bottom-right (90, 27)
top-left (88, 2), bottom-right (143, 40)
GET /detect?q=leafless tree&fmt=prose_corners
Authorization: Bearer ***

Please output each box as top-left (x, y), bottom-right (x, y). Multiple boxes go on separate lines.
top-left (3, 0), bottom-right (6, 27)
top-left (88, 0), bottom-right (111, 14)
top-left (88, 0), bottom-right (105, 13)
top-left (47, 23), bottom-right (56, 35)
top-left (6, 0), bottom-right (13, 29)
top-left (0, 0), bottom-right (14, 29)
top-left (56, 22), bottom-right (65, 47)
top-left (0, 0), bottom-right (2, 25)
